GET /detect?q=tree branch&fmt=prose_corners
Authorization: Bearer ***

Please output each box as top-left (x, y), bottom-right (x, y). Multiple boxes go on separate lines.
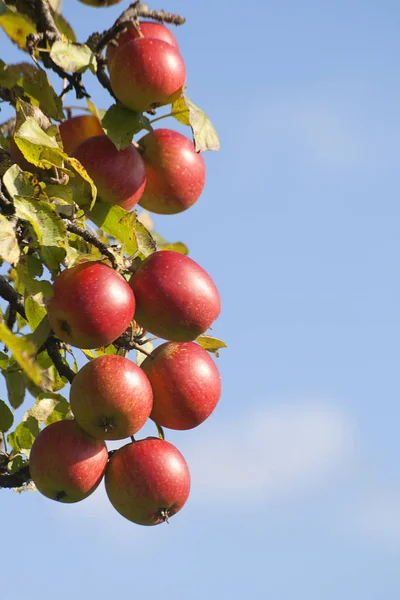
top-left (65, 220), bottom-right (119, 270)
top-left (45, 337), bottom-right (75, 384)
top-left (0, 463), bottom-right (31, 489)
top-left (94, 1), bottom-right (186, 54)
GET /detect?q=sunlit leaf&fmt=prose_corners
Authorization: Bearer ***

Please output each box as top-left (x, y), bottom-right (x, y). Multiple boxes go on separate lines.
top-left (89, 204), bottom-right (138, 255)
top-left (23, 393), bottom-right (70, 426)
top-left (171, 94), bottom-right (220, 152)
top-left (0, 214), bottom-right (20, 264)
top-left (0, 5), bottom-right (36, 54)
top-left (15, 415), bottom-right (40, 451)
top-left (0, 322), bottom-right (51, 390)
top-left (196, 335), bottom-right (227, 356)
top-left (14, 117), bottom-right (63, 169)
top-left (50, 41), bottom-right (97, 74)
top-left (25, 294), bottom-right (47, 331)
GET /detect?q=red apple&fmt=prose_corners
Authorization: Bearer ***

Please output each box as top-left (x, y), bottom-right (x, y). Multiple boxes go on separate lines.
top-left (70, 355), bottom-right (153, 440)
top-left (72, 134), bottom-right (146, 210)
top-left (47, 261), bottom-right (135, 349)
top-left (59, 115), bottom-right (104, 155)
top-left (142, 341), bottom-right (221, 430)
top-left (138, 129), bottom-right (206, 214)
top-left (108, 38), bottom-right (186, 113)
top-left (130, 250), bottom-right (221, 341)
top-left (107, 21), bottom-right (180, 67)
top-left (105, 437), bottom-right (190, 525)
top-left (29, 419), bottom-right (108, 503)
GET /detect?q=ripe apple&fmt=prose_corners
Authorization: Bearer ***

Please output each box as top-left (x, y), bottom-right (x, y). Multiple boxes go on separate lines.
top-left (108, 37), bottom-right (186, 113)
top-left (47, 261), bottom-right (135, 349)
top-left (29, 419), bottom-right (108, 503)
top-left (141, 341), bottom-right (221, 430)
top-left (70, 355), bottom-right (153, 440)
top-left (107, 21), bottom-right (180, 67)
top-left (138, 129), bottom-right (206, 214)
top-left (72, 134), bottom-right (146, 210)
top-left (59, 115), bottom-right (104, 155)
top-left (105, 437), bottom-right (190, 525)
top-left (130, 250), bottom-right (221, 341)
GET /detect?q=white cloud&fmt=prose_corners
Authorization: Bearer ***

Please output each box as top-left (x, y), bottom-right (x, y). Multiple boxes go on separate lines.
top-left (185, 402), bottom-right (357, 502)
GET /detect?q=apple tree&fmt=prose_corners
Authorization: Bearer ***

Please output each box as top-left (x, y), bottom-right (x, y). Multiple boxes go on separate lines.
top-left (0, 0), bottom-right (225, 526)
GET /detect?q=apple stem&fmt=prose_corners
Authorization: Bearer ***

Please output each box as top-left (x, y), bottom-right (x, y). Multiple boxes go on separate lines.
top-left (155, 424), bottom-right (165, 440)
top-left (149, 111), bottom-right (183, 125)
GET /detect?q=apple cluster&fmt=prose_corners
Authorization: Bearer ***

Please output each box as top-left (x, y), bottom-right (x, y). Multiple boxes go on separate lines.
top-left (25, 19), bottom-right (222, 526)
top-left (29, 222), bottom-right (221, 525)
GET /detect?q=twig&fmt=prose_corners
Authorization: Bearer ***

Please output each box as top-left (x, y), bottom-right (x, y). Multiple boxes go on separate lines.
top-left (45, 337), bottom-right (75, 383)
top-left (94, 1), bottom-right (186, 54)
top-left (65, 220), bottom-right (119, 269)
top-left (0, 117), bottom-right (16, 137)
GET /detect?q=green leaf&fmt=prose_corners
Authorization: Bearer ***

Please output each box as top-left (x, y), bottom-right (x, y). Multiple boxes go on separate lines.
top-left (134, 219), bottom-right (157, 259)
top-left (171, 94), bottom-right (220, 152)
top-left (151, 232), bottom-right (189, 255)
top-left (14, 196), bottom-right (66, 246)
top-left (45, 395), bottom-right (72, 425)
top-left (0, 5), bottom-right (36, 53)
top-left (8, 454), bottom-right (26, 474)
top-left (86, 98), bottom-right (106, 122)
top-left (102, 105), bottom-right (152, 150)
top-left (50, 41), bottom-right (97, 74)
top-left (15, 415), bottom-right (40, 451)
top-left (0, 323), bottom-right (51, 390)
top-left (28, 316), bottom-right (52, 350)
top-left (2, 164), bottom-right (43, 199)
top-left (89, 204), bottom-right (138, 255)
top-left (0, 399), bottom-right (13, 432)
top-left (25, 295), bottom-right (47, 331)
top-left (4, 368), bottom-right (26, 409)
top-left (13, 196), bottom-right (66, 271)
top-left (0, 214), bottom-right (20, 264)
top-left (14, 117), bottom-right (63, 169)
top-left (0, 351), bottom-right (9, 369)
top-left (23, 393), bottom-right (70, 426)
top-left (64, 155), bottom-right (97, 209)
top-left (25, 254), bottom-right (43, 279)
top-left (7, 431), bottom-right (20, 454)
top-left (21, 65), bottom-right (64, 121)
top-left (196, 335), bottom-right (227, 357)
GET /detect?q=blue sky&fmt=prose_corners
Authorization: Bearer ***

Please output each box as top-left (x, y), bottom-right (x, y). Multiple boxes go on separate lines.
top-left (1, 0), bottom-right (400, 598)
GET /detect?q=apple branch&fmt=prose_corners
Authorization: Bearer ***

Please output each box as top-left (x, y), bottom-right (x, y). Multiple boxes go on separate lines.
top-left (0, 461), bottom-right (31, 489)
top-left (93, 1), bottom-right (186, 54)
top-left (21, 0), bottom-right (90, 99)
top-left (65, 221), bottom-right (120, 270)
